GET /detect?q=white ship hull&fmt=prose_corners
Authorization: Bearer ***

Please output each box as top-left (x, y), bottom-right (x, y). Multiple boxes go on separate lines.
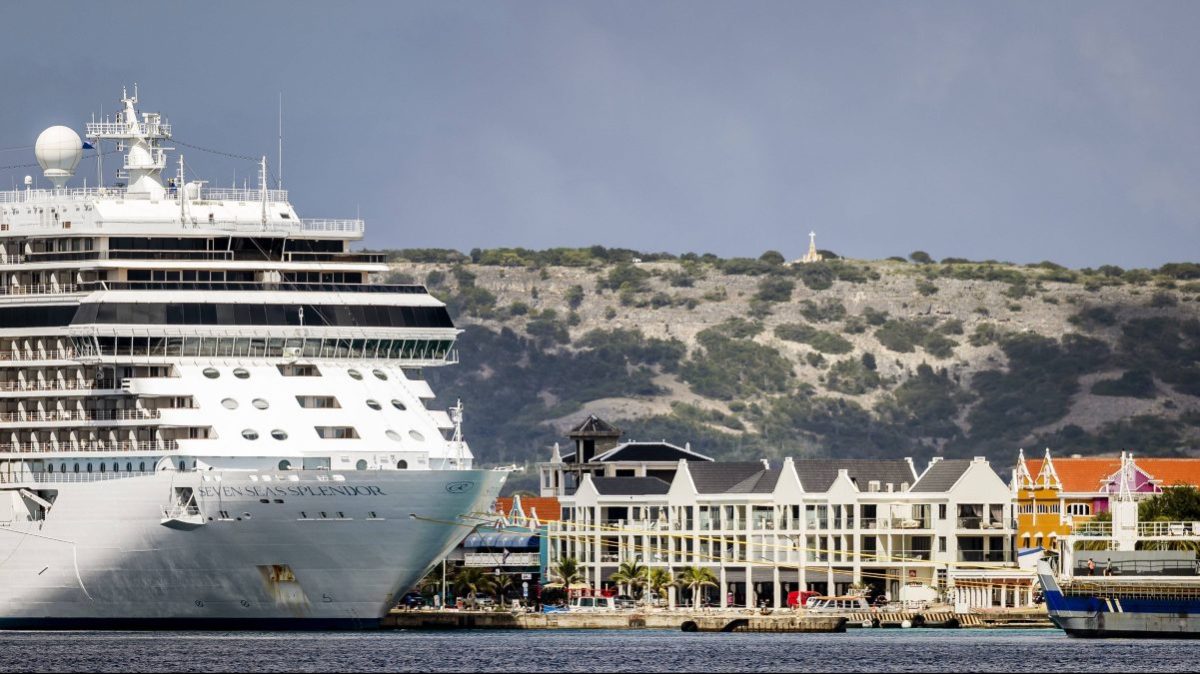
top-left (0, 469), bottom-right (504, 628)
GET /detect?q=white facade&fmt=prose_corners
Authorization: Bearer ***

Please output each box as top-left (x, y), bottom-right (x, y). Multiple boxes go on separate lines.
top-left (544, 456), bottom-right (1028, 609)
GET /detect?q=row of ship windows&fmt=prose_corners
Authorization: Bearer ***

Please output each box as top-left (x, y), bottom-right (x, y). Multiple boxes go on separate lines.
top-left (237, 428), bottom-right (425, 442)
top-left (203, 367), bottom-right (393, 381)
top-left (219, 396), bottom-right (407, 412)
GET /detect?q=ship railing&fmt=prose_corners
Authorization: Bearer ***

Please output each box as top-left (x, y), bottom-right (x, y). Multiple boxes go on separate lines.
top-left (0, 284), bottom-right (80, 295)
top-left (0, 471), bottom-right (157, 484)
top-left (194, 187), bottom-right (288, 203)
top-left (162, 504), bottom-right (202, 519)
top-left (0, 440), bottom-right (179, 454)
top-left (0, 380), bottom-right (115, 392)
top-left (0, 409), bottom-right (160, 423)
top-left (300, 219), bottom-right (365, 235)
top-left (0, 350), bottom-right (77, 362)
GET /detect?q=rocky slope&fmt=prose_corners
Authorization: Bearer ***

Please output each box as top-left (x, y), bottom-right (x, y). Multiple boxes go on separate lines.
top-left (377, 250), bottom-right (1200, 469)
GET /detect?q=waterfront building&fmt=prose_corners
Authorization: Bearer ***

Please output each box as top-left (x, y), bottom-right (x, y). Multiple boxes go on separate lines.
top-left (1012, 449), bottom-right (1200, 551)
top-left (539, 419), bottom-right (1026, 609)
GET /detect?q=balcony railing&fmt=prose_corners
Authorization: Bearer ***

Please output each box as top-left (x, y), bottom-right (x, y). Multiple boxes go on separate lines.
top-left (0, 409), bottom-right (160, 424)
top-left (0, 439), bottom-right (180, 454)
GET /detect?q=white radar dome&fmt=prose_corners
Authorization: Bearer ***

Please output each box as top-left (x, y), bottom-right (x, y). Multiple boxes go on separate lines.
top-left (35, 125), bottom-right (83, 188)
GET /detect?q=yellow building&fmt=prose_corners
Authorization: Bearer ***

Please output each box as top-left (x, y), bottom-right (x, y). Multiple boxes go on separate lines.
top-left (1013, 449), bottom-right (1200, 551)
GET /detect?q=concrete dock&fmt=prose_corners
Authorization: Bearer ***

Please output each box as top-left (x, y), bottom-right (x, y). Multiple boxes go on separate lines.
top-left (382, 608), bottom-right (1052, 631)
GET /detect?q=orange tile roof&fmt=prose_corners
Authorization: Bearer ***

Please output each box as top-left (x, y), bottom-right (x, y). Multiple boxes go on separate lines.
top-left (1026, 457), bottom-right (1200, 493)
top-left (494, 496), bottom-right (562, 521)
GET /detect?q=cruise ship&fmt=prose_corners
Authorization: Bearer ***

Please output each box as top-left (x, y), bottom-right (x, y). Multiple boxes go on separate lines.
top-left (0, 89), bottom-right (505, 628)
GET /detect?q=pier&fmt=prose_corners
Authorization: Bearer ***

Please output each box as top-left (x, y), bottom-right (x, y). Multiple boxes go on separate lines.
top-left (382, 608), bottom-right (1051, 631)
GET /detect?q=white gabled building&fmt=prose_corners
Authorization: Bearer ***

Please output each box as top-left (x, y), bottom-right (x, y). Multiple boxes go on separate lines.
top-left (539, 420), bottom-right (1028, 609)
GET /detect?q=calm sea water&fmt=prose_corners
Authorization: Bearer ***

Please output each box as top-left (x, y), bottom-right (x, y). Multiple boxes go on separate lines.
top-left (0, 629), bottom-right (1188, 673)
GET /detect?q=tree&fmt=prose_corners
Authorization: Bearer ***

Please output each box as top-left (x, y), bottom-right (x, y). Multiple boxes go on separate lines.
top-left (609, 559), bottom-right (648, 598)
top-left (675, 566), bottom-right (718, 609)
top-left (645, 567), bottom-right (674, 605)
top-left (759, 250), bottom-right (786, 265)
top-left (548, 557), bottom-right (585, 589)
top-left (909, 251), bottom-right (933, 264)
top-left (453, 567), bottom-right (489, 608)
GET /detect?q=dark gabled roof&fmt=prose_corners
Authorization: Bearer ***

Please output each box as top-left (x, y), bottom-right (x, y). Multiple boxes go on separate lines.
top-left (591, 476), bottom-right (671, 496)
top-left (791, 459), bottom-right (917, 493)
top-left (592, 441), bottom-right (713, 463)
top-left (728, 467), bottom-right (783, 494)
top-left (911, 459), bottom-right (972, 492)
top-left (569, 415), bottom-right (622, 437)
top-left (687, 462), bottom-right (772, 494)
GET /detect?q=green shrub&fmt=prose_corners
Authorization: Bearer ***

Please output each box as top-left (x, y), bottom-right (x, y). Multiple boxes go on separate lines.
top-left (755, 276), bottom-right (795, 303)
top-left (1092, 369), bottom-right (1156, 399)
top-left (800, 299), bottom-right (847, 323)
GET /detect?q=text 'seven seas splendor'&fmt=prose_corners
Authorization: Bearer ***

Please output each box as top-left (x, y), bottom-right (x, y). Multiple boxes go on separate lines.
top-left (0, 88), bottom-right (505, 628)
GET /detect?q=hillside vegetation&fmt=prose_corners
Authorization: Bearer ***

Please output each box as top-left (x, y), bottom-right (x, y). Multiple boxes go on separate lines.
top-left (374, 247), bottom-right (1200, 468)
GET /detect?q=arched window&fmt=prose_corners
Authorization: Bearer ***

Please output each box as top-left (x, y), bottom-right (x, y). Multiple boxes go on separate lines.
top-left (278, 459), bottom-right (291, 471)
top-left (356, 459), bottom-right (368, 470)
top-left (397, 460), bottom-right (408, 470)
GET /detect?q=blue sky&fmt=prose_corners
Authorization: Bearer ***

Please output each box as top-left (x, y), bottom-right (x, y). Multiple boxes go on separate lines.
top-left (2, 1), bottom-right (1198, 268)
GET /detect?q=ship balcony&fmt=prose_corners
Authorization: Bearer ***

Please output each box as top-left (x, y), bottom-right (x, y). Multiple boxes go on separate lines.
top-left (0, 380), bottom-right (125, 397)
top-left (0, 408), bottom-right (162, 428)
top-left (0, 439), bottom-right (179, 455)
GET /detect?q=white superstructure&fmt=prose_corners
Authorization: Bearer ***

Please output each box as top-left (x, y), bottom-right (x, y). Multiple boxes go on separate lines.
top-left (0, 90), bottom-right (504, 627)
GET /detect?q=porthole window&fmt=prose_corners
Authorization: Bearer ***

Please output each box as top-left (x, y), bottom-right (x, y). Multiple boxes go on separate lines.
top-left (372, 369), bottom-right (388, 381)
top-left (366, 399), bottom-right (381, 411)
top-left (233, 368), bottom-right (250, 379)
top-left (222, 398), bottom-right (239, 410)
top-left (348, 369), bottom-right (363, 380)
top-left (397, 460), bottom-right (409, 470)
top-left (203, 368), bottom-right (220, 379)
top-left (391, 399), bottom-right (407, 411)
top-left (278, 459), bottom-right (291, 470)
top-left (252, 398), bottom-right (270, 410)
top-left (409, 430), bottom-right (425, 442)
top-left (271, 429), bottom-right (288, 441)
top-left (356, 459), bottom-right (368, 470)
top-left (242, 429), bottom-right (260, 441)
top-left (385, 430), bottom-right (402, 442)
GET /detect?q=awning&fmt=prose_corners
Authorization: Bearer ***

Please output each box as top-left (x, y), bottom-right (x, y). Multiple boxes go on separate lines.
top-left (462, 530), bottom-right (540, 549)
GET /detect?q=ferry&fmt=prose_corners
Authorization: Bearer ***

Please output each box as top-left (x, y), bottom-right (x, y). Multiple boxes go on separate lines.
top-left (0, 88), bottom-right (505, 628)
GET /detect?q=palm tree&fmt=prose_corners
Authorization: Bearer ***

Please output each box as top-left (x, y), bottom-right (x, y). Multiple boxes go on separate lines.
top-left (675, 566), bottom-right (718, 609)
top-left (548, 556), bottom-right (586, 589)
top-left (645, 567), bottom-right (673, 606)
top-left (609, 559), bottom-right (648, 598)
top-left (453, 567), bottom-right (488, 608)
top-left (489, 572), bottom-right (516, 604)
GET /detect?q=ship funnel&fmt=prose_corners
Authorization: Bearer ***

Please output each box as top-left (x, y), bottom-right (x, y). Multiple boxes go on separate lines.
top-left (35, 126), bottom-right (83, 188)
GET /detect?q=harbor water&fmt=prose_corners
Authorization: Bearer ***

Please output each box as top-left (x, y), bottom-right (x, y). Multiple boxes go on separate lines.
top-left (0, 629), bottom-right (1191, 672)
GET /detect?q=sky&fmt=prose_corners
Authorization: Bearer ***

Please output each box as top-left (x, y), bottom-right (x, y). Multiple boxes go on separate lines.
top-left (1, 1), bottom-right (1198, 268)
